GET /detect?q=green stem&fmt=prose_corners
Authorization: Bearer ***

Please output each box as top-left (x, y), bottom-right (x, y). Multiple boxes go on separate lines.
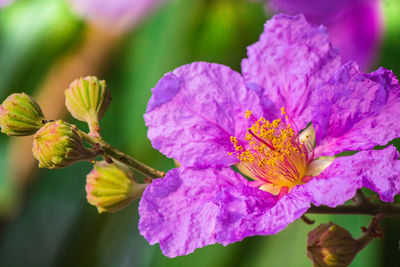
top-left (88, 120), bottom-right (101, 138)
top-left (78, 130), bottom-right (165, 179)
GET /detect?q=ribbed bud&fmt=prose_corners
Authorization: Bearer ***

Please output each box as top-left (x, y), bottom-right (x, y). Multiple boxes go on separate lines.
top-left (86, 161), bottom-right (147, 213)
top-left (32, 120), bottom-right (97, 169)
top-left (307, 222), bottom-right (364, 267)
top-left (65, 76), bottom-right (111, 136)
top-left (0, 93), bottom-right (45, 136)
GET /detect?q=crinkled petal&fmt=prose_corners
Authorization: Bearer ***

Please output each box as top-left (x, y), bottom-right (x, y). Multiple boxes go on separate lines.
top-left (269, 0), bottom-right (384, 71)
top-left (138, 167), bottom-right (245, 258)
top-left (361, 146), bottom-right (400, 202)
top-left (300, 145), bottom-right (400, 207)
top-left (139, 148), bottom-right (400, 256)
top-left (214, 184), bottom-right (310, 245)
top-left (313, 63), bottom-right (400, 156)
top-left (145, 62), bottom-right (263, 168)
top-left (241, 14), bottom-right (340, 129)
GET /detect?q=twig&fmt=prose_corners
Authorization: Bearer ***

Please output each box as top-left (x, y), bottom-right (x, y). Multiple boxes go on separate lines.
top-left (78, 129), bottom-right (165, 179)
top-left (356, 213), bottom-right (385, 251)
top-left (307, 203), bottom-right (400, 217)
top-left (301, 214), bottom-right (315, 225)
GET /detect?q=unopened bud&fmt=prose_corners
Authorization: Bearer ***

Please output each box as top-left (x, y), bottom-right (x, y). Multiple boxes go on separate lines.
top-left (0, 93), bottom-right (45, 136)
top-left (86, 161), bottom-right (147, 213)
top-left (65, 76), bottom-right (111, 136)
top-left (32, 120), bottom-right (97, 169)
top-left (307, 222), bottom-right (366, 267)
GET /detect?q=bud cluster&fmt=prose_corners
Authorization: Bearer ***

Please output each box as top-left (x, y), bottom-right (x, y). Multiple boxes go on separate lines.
top-left (0, 76), bottom-right (111, 169)
top-left (0, 76), bottom-right (149, 213)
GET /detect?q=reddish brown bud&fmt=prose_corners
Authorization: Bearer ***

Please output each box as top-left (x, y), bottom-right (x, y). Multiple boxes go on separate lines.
top-left (307, 222), bottom-right (366, 267)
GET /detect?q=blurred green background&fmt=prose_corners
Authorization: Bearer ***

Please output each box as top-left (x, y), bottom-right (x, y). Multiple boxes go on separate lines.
top-left (0, 0), bottom-right (399, 266)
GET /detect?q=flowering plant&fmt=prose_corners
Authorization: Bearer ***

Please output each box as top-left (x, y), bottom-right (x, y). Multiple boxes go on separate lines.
top-left (139, 14), bottom-right (400, 257)
top-left (1, 7), bottom-right (400, 266)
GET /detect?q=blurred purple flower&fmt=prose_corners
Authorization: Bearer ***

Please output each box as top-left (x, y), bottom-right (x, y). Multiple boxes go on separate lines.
top-left (268, 0), bottom-right (384, 71)
top-left (139, 14), bottom-right (400, 257)
top-left (0, 0), bottom-right (13, 8)
top-left (68, 0), bottom-right (165, 32)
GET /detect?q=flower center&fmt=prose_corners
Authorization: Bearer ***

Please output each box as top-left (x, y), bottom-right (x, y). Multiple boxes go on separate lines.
top-left (229, 108), bottom-right (314, 196)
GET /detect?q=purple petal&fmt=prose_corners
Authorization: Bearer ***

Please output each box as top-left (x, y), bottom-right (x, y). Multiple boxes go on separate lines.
top-left (313, 64), bottom-right (400, 156)
top-left (214, 184), bottom-right (310, 245)
top-left (360, 146), bottom-right (400, 202)
top-left (268, 0), bottom-right (384, 71)
top-left (241, 14), bottom-right (340, 130)
top-left (144, 62), bottom-right (263, 168)
top-left (68, 0), bottom-right (165, 31)
top-left (138, 167), bottom-right (245, 258)
top-left (301, 145), bottom-right (400, 206)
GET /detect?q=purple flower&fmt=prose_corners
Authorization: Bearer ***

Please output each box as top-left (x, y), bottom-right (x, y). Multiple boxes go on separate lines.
top-left (139, 14), bottom-right (400, 257)
top-left (268, 0), bottom-right (385, 71)
top-left (68, 0), bottom-right (165, 32)
top-left (0, 0), bottom-right (13, 8)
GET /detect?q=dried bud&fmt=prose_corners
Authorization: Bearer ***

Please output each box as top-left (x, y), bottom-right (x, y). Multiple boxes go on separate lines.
top-left (65, 76), bottom-right (111, 136)
top-left (0, 93), bottom-right (45, 136)
top-left (86, 161), bottom-right (147, 213)
top-left (307, 222), bottom-right (365, 267)
top-left (32, 120), bottom-right (97, 169)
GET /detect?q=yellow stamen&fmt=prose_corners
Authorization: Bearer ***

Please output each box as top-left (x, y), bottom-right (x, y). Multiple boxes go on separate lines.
top-left (230, 109), bottom-right (313, 195)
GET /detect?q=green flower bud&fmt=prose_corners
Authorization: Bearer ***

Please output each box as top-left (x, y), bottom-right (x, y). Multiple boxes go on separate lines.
top-left (307, 222), bottom-right (364, 267)
top-left (86, 161), bottom-right (147, 213)
top-left (0, 93), bottom-right (45, 136)
top-left (65, 76), bottom-right (111, 136)
top-left (32, 120), bottom-right (97, 169)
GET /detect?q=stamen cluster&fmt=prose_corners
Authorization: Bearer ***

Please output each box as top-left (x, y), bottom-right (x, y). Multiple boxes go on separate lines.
top-left (230, 108), bottom-right (312, 192)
